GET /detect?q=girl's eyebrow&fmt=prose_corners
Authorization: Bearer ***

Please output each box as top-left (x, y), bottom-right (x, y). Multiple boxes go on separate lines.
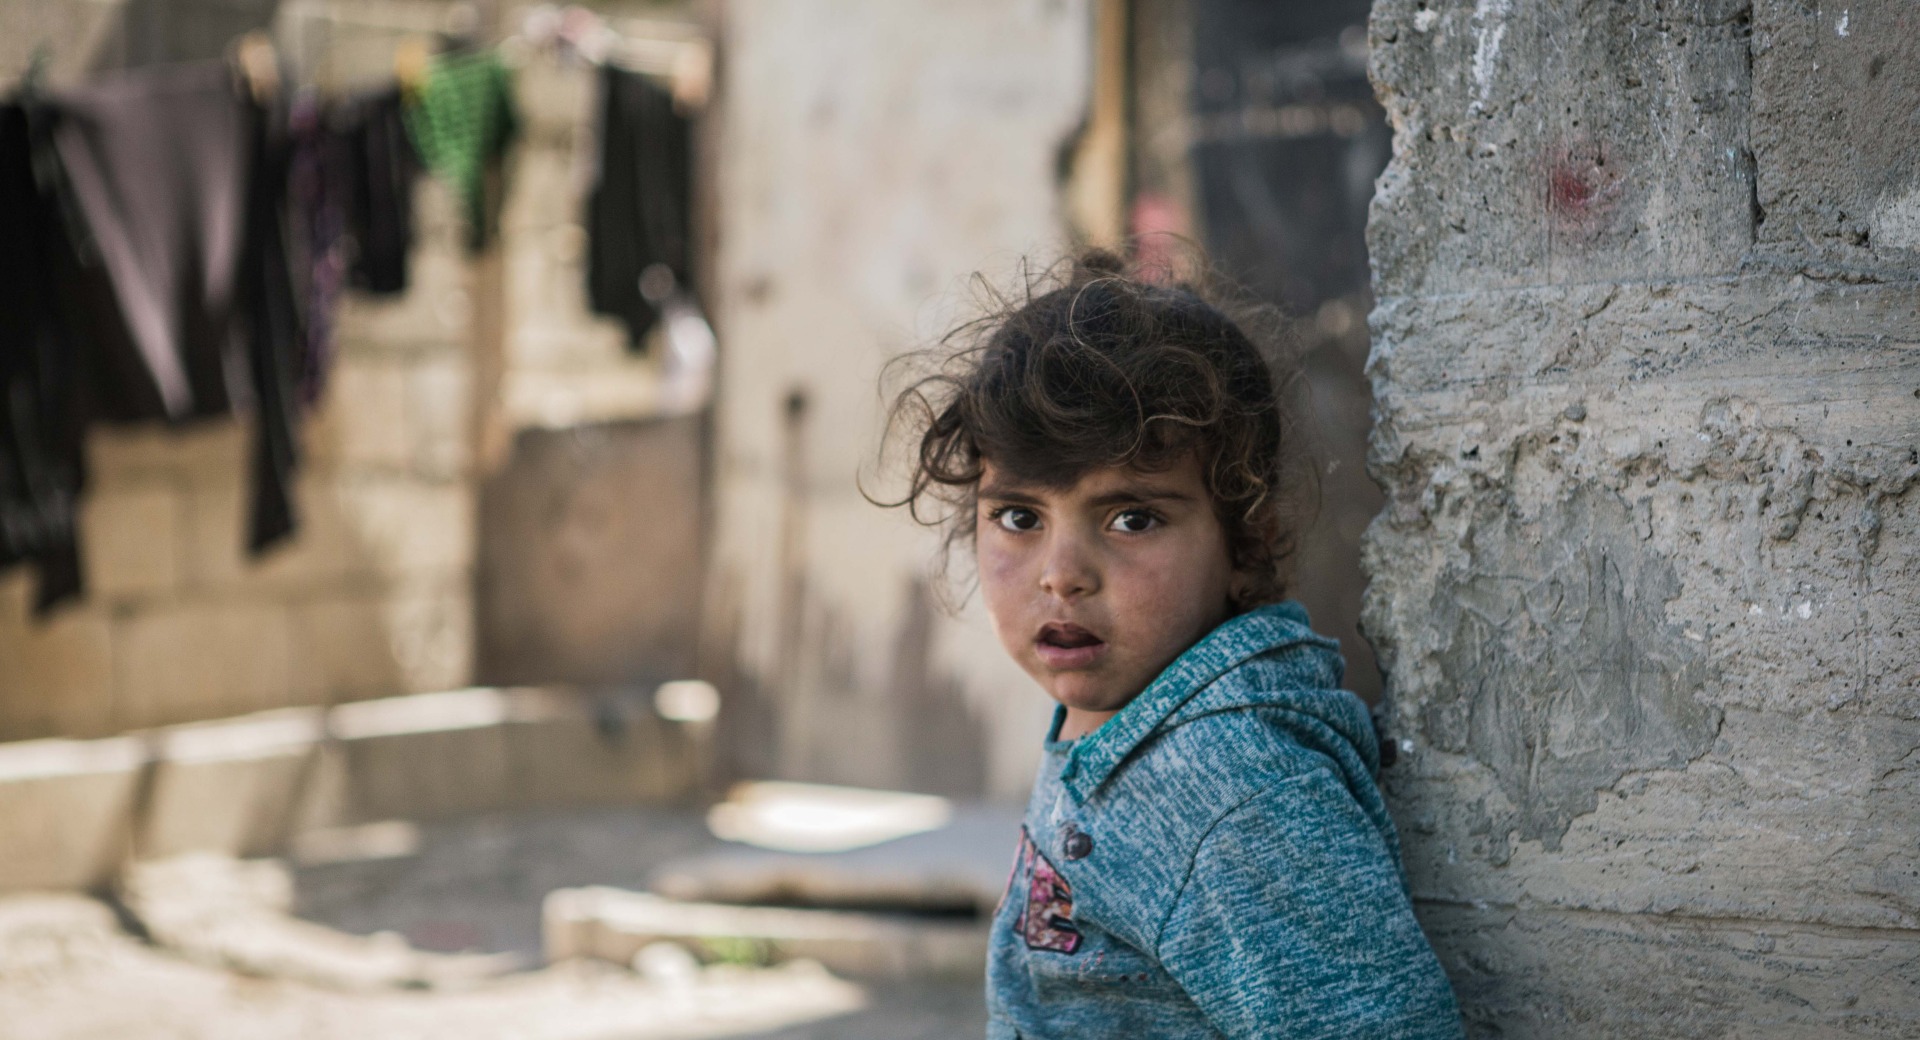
top-left (978, 482), bottom-right (1045, 505)
top-left (978, 480), bottom-right (1194, 508)
top-left (1085, 486), bottom-right (1192, 509)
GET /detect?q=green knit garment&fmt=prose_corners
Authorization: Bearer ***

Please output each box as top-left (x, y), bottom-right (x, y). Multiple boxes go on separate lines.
top-left (404, 50), bottom-right (518, 251)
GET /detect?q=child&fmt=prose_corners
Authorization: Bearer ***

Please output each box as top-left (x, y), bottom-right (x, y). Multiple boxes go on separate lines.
top-left (884, 252), bottom-right (1463, 1038)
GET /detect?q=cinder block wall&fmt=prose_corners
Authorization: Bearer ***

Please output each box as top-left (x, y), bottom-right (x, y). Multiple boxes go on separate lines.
top-left (0, 187), bottom-right (479, 741)
top-left (0, 1), bottom-right (481, 738)
top-left (1364, 1), bottom-right (1919, 1036)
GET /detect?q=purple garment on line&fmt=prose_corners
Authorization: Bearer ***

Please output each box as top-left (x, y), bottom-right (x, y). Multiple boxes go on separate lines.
top-left (289, 90), bottom-right (346, 407)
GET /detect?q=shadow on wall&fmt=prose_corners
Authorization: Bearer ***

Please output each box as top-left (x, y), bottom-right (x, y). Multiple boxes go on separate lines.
top-left (475, 415), bottom-right (708, 691)
top-left (1188, 0), bottom-right (1390, 702)
top-left (699, 569), bottom-right (991, 800)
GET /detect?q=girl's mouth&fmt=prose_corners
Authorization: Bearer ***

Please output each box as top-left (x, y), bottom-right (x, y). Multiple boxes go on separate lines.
top-left (1035, 622), bottom-right (1107, 669)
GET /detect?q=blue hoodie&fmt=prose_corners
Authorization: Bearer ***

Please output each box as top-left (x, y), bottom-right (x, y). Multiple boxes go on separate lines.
top-left (986, 601), bottom-right (1463, 1039)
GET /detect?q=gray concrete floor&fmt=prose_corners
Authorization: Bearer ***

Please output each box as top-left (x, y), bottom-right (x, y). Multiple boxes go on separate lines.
top-left (289, 806), bottom-right (990, 1039)
top-left (293, 807), bottom-right (722, 963)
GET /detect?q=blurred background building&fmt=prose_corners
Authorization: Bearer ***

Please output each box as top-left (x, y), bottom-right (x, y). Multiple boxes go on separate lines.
top-left (0, 0), bottom-right (1393, 802)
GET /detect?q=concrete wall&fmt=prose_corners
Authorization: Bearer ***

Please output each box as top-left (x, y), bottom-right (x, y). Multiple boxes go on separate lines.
top-left (478, 416), bottom-right (706, 688)
top-left (1363, 1), bottom-right (1920, 1035)
top-left (705, 0), bottom-right (1090, 798)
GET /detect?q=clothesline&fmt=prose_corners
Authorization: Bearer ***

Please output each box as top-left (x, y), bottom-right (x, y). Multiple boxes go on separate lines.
top-left (1, 11), bottom-right (707, 614)
top-left (510, 4), bottom-right (712, 111)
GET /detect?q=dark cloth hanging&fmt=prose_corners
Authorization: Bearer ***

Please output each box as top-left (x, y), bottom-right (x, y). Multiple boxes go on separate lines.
top-left (235, 88), bottom-right (304, 551)
top-left (9, 60), bottom-right (308, 608)
top-left (339, 85), bottom-right (420, 295)
top-left (47, 62), bottom-right (258, 424)
top-left (586, 65), bottom-right (693, 350)
top-left (0, 101), bottom-right (88, 610)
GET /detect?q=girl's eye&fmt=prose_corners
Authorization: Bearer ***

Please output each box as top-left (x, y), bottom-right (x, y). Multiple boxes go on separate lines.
top-left (993, 507), bottom-right (1040, 532)
top-left (1110, 509), bottom-right (1159, 533)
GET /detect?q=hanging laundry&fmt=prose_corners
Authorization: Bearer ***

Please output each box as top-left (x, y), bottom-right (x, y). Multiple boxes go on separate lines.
top-left (48, 61), bottom-right (257, 423)
top-left (586, 65), bottom-right (693, 350)
top-left (0, 100), bottom-right (88, 611)
top-left (234, 84), bottom-right (305, 552)
top-left (339, 85), bottom-right (420, 295)
top-left (403, 50), bottom-right (518, 252)
top-left (289, 89), bottom-right (349, 406)
top-left (27, 60), bottom-right (308, 601)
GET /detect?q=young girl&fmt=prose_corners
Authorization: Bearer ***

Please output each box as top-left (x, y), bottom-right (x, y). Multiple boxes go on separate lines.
top-left (885, 252), bottom-right (1463, 1038)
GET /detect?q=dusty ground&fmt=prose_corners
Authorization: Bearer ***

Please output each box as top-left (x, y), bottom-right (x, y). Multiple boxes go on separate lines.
top-left (0, 808), bottom-right (990, 1039)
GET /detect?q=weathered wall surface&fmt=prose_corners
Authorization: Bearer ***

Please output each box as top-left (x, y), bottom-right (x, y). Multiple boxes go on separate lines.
top-left (706, 0), bottom-right (1087, 798)
top-left (1363, 1), bottom-right (1919, 1035)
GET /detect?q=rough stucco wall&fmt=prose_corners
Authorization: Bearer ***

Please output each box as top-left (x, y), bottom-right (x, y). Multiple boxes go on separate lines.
top-left (707, 0), bottom-right (1088, 798)
top-left (1364, 1), bottom-right (1919, 1036)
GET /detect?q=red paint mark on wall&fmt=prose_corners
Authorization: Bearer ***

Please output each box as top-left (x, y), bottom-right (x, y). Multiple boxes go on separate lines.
top-left (1546, 137), bottom-right (1623, 233)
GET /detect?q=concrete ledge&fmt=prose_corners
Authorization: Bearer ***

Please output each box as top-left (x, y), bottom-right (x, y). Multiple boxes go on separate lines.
top-left (334, 687), bottom-right (706, 821)
top-left (142, 709), bottom-right (325, 861)
top-left (544, 886), bottom-right (989, 980)
top-left (0, 737), bottom-right (144, 891)
top-left (0, 688), bottom-right (710, 894)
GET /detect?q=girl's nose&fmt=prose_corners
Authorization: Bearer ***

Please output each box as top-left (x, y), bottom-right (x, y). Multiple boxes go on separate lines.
top-left (1037, 532), bottom-right (1100, 599)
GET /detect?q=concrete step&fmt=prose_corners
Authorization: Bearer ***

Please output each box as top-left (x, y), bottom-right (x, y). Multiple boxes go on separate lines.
top-left (0, 736), bottom-right (145, 891)
top-left (123, 853), bottom-right (520, 990)
top-left (0, 687), bottom-right (712, 894)
top-left (649, 801), bottom-right (1023, 915)
top-left (544, 886), bottom-right (989, 981)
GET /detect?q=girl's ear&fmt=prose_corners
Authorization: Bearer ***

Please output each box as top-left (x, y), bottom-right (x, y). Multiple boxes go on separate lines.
top-left (1226, 570), bottom-right (1255, 614)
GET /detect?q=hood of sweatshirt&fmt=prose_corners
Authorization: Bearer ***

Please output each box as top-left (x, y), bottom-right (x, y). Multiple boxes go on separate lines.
top-left (1051, 600), bottom-right (1378, 807)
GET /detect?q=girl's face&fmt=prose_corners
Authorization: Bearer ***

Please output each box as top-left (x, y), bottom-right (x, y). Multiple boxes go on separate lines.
top-left (975, 455), bottom-right (1237, 739)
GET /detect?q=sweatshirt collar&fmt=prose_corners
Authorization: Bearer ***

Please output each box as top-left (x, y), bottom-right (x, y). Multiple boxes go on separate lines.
top-left (1054, 601), bottom-right (1319, 804)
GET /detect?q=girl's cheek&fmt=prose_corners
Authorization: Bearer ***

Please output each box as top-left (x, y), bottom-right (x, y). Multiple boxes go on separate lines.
top-left (976, 541), bottom-right (1026, 623)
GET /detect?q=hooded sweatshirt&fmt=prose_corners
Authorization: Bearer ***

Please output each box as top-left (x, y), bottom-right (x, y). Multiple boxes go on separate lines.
top-left (986, 601), bottom-right (1463, 1039)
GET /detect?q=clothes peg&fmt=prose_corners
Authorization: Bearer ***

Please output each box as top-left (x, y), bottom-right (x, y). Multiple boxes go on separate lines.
top-left (670, 38), bottom-right (712, 113)
top-left (232, 30), bottom-right (280, 103)
top-left (394, 36), bottom-right (433, 97)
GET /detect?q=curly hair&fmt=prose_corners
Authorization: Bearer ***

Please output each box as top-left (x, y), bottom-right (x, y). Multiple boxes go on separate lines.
top-left (877, 249), bottom-right (1318, 612)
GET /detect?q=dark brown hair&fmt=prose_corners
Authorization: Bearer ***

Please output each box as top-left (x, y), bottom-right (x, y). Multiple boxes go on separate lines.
top-left (878, 249), bottom-right (1317, 611)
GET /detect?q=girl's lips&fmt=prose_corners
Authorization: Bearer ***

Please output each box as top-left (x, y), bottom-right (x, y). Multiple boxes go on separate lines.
top-left (1035, 640), bottom-right (1108, 669)
top-left (1035, 622), bottom-right (1107, 670)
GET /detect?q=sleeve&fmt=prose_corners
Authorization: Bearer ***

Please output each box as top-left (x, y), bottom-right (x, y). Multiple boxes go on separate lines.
top-left (1154, 770), bottom-right (1465, 1040)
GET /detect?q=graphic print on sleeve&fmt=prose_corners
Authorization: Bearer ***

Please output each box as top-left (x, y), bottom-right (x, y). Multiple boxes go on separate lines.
top-left (1012, 826), bottom-right (1082, 954)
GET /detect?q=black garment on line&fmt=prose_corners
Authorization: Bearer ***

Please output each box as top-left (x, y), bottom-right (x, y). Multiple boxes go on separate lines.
top-left (2, 62), bottom-right (308, 612)
top-left (586, 65), bottom-right (693, 350)
top-left (339, 85), bottom-right (420, 296)
top-left (236, 89), bottom-right (304, 551)
top-left (0, 101), bottom-right (87, 610)
top-left (48, 62), bottom-right (257, 424)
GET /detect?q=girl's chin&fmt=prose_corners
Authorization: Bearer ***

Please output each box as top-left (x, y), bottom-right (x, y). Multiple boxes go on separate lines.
top-left (1046, 679), bottom-right (1139, 715)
